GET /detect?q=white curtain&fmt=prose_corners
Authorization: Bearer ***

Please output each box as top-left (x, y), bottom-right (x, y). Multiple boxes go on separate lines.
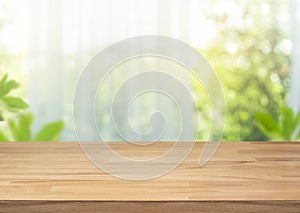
top-left (26, 0), bottom-right (204, 141)
top-left (289, 0), bottom-right (300, 113)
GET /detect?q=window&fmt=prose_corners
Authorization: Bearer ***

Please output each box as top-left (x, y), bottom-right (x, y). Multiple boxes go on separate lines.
top-left (0, 0), bottom-right (298, 141)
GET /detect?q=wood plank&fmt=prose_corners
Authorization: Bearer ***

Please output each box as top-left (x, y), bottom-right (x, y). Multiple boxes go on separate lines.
top-left (0, 142), bottom-right (300, 201)
top-left (1, 201), bottom-right (300, 213)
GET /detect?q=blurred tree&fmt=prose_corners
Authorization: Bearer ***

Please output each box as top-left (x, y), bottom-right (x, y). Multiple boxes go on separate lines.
top-left (194, 0), bottom-right (290, 141)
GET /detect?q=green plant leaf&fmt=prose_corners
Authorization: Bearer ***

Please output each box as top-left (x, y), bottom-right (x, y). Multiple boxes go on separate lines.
top-left (0, 112), bottom-right (4, 121)
top-left (255, 105), bottom-right (300, 141)
top-left (34, 121), bottom-right (64, 141)
top-left (0, 80), bottom-right (20, 97)
top-left (280, 106), bottom-right (295, 140)
top-left (255, 112), bottom-right (279, 132)
top-left (2, 97), bottom-right (29, 109)
top-left (256, 123), bottom-right (284, 141)
top-left (17, 113), bottom-right (33, 141)
top-left (292, 111), bottom-right (300, 140)
top-left (0, 129), bottom-right (9, 141)
top-left (0, 74), bottom-right (64, 142)
top-left (8, 118), bottom-right (18, 140)
top-left (0, 74), bottom-right (8, 88)
top-left (255, 112), bottom-right (282, 140)
top-left (7, 114), bottom-right (33, 141)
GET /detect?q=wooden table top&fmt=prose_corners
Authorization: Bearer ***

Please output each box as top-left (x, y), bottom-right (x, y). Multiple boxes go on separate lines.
top-left (0, 142), bottom-right (300, 201)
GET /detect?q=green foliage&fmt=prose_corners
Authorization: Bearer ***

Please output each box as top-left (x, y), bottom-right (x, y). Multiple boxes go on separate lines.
top-left (0, 113), bottom-right (64, 142)
top-left (34, 120), bottom-right (64, 141)
top-left (255, 105), bottom-right (300, 141)
top-left (0, 74), bottom-right (64, 142)
top-left (0, 74), bottom-right (28, 121)
top-left (195, 0), bottom-right (290, 141)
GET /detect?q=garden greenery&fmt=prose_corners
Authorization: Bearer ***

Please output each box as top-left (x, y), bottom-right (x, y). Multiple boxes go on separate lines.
top-left (0, 74), bottom-right (64, 142)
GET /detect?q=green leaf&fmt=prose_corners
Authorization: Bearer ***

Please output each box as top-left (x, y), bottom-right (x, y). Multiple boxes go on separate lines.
top-left (8, 118), bottom-right (18, 140)
top-left (0, 112), bottom-right (4, 121)
top-left (17, 113), bottom-right (33, 141)
top-left (292, 111), bottom-right (300, 139)
top-left (255, 105), bottom-right (300, 141)
top-left (0, 129), bottom-right (9, 141)
top-left (0, 74), bottom-right (8, 88)
top-left (34, 121), bottom-right (64, 141)
top-left (256, 123), bottom-right (283, 141)
top-left (0, 80), bottom-right (20, 97)
top-left (7, 114), bottom-right (33, 141)
top-left (280, 106), bottom-right (295, 140)
top-left (255, 112), bottom-right (282, 140)
top-left (255, 112), bottom-right (279, 132)
top-left (2, 97), bottom-right (29, 109)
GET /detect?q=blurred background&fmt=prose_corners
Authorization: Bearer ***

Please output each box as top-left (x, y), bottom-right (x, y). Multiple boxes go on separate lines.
top-left (0, 0), bottom-right (299, 142)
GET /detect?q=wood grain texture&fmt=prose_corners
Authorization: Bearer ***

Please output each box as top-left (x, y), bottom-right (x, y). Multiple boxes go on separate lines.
top-left (0, 142), bottom-right (300, 201)
top-left (1, 201), bottom-right (300, 213)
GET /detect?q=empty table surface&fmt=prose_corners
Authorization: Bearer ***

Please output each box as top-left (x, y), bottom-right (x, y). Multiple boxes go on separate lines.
top-left (0, 142), bottom-right (299, 201)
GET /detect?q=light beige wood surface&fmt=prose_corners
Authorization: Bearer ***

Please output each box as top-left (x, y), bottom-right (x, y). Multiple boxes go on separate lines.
top-left (0, 142), bottom-right (299, 201)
